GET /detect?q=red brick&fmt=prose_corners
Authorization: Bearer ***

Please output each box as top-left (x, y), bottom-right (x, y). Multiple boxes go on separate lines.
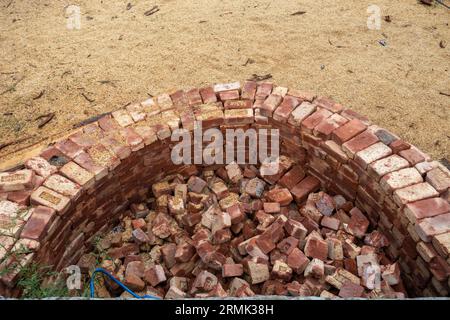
top-left (390, 139), bottom-right (410, 153)
top-left (60, 161), bottom-right (95, 188)
top-left (224, 99), bottom-right (252, 110)
top-left (399, 148), bottom-right (426, 166)
top-left (273, 96), bottom-right (300, 123)
top-left (277, 236), bottom-right (299, 255)
top-left (332, 119), bottom-right (367, 144)
top-left (199, 87), bottom-right (217, 104)
top-left (355, 142), bottom-right (392, 169)
top-left (20, 206), bottom-right (55, 241)
top-left (287, 247), bottom-right (310, 274)
top-left (30, 186), bottom-right (70, 214)
top-left (0, 170), bottom-right (34, 192)
top-left (341, 130), bottom-right (379, 158)
top-left (315, 97), bottom-right (343, 113)
top-left (43, 174), bottom-right (81, 199)
top-left (219, 90), bottom-right (240, 101)
top-left (255, 82), bottom-right (273, 100)
top-left (279, 166), bottom-right (305, 190)
top-left (338, 281), bottom-right (364, 298)
top-left (263, 202), bottom-right (280, 213)
top-left (284, 219), bottom-right (308, 240)
top-left (291, 176), bottom-right (321, 203)
top-left (304, 236), bottom-right (328, 261)
top-left (348, 207), bottom-right (370, 238)
top-left (112, 109), bottom-right (134, 127)
top-left (241, 81), bottom-right (257, 100)
top-left (426, 167), bottom-right (450, 194)
top-left (393, 182), bottom-right (439, 206)
top-left (416, 213), bottom-right (450, 242)
top-left (314, 114), bottom-right (348, 139)
top-left (144, 264), bottom-right (167, 287)
top-left (380, 168), bottom-right (423, 193)
top-left (25, 157), bottom-right (57, 178)
top-left (222, 264), bottom-right (244, 277)
top-left (260, 94), bottom-right (283, 117)
top-left (265, 188), bottom-right (293, 206)
top-left (301, 109), bottom-right (333, 132)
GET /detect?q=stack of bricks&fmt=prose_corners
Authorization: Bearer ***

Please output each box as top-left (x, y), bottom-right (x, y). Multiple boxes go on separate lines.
top-left (79, 165), bottom-right (407, 299)
top-left (0, 81), bottom-right (449, 298)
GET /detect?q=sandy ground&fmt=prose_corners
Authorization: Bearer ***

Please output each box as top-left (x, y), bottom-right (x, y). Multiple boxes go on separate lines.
top-left (0, 0), bottom-right (449, 169)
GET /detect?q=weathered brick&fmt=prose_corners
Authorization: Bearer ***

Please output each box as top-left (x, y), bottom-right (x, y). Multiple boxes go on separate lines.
top-left (273, 96), bottom-right (299, 123)
top-left (241, 81), bottom-right (257, 100)
top-left (416, 213), bottom-right (450, 242)
top-left (291, 176), bottom-right (321, 203)
top-left (112, 109), bottom-right (134, 127)
top-left (380, 168), bottom-right (423, 193)
top-left (314, 114), bottom-right (348, 139)
top-left (260, 94), bottom-right (283, 117)
top-left (426, 167), bottom-right (450, 194)
top-left (30, 186), bottom-right (70, 214)
top-left (315, 97), bottom-right (343, 113)
top-left (19, 206), bottom-right (55, 241)
top-left (288, 102), bottom-right (317, 126)
top-left (355, 142), bottom-right (392, 169)
top-left (222, 264), bottom-right (244, 277)
top-left (332, 119), bottom-right (367, 144)
top-left (399, 148), bottom-right (426, 166)
top-left (43, 174), bottom-right (81, 199)
top-left (279, 166), bottom-right (305, 190)
top-left (0, 170), bottom-right (34, 192)
top-left (368, 154), bottom-right (410, 180)
top-left (265, 188), bottom-right (293, 206)
top-left (301, 109), bottom-right (333, 133)
top-left (341, 130), bottom-right (379, 158)
top-left (199, 87), bottom-right (218, 104)
top-left (60, 161), bottom-right (95, 188)
top-left (393, 182), bottom-right (439, 206)
top-left (25, 157), bottom-right (57, 178)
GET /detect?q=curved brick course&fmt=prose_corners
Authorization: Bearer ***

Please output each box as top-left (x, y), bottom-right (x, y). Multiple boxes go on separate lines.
top-left (0, 81), bottom-right (449, 297)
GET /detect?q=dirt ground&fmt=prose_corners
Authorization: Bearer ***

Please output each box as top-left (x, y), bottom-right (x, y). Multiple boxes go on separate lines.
top-left (0, 0), bottom-right (449, 169)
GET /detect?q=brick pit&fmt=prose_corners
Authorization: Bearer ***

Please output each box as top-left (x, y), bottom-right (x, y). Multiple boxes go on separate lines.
top-left (0, 81), bottom-right (449, 298)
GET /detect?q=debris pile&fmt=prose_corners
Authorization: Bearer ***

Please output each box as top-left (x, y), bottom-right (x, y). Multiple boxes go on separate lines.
top-left (78, 160), bottom-right (407, 299)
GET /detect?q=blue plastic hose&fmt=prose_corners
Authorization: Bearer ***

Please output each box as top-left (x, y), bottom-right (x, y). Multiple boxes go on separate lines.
top-left (90, 267), bottom-right (161, 299)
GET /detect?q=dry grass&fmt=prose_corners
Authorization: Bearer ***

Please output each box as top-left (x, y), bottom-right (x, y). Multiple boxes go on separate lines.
top-left (0, 0), bottom-right (449, 168)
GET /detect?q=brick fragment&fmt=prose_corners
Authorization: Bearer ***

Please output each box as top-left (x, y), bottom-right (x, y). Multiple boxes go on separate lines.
top-left (222, 264), bottom-right (244, 277)
top-left (304, 236), bottom-right (328, 261)
top-left (338, 281), bottom-right (364, 298)
top-left (348, 208), bottom-right (369, 238)
top-left (144, 264), bottom-right (166, 287)
top-left (247, 261), bottom-right (270, 284)
top-left (265, 188), bottom-right (293, 206)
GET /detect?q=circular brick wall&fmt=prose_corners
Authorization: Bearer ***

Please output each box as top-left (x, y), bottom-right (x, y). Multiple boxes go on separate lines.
top-left (0, 81), bottom-right (449, 298)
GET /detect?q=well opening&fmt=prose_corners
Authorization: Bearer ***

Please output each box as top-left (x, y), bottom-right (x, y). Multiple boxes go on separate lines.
top-left (0, 81), bottom-right (449, 298)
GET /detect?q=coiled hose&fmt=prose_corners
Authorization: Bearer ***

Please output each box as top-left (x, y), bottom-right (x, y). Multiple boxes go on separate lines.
top-left (90, 267), bottom-right (161, 299)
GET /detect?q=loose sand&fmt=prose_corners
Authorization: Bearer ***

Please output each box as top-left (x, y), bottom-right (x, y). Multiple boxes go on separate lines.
top-left (0, 0), bottom-right (449, 169)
